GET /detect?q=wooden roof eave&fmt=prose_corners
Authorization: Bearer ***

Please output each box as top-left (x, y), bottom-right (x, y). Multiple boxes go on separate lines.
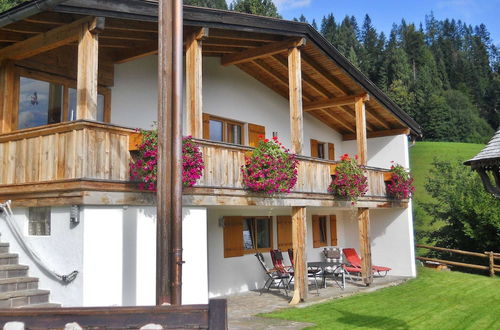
top-left (0, 1), bottom-right (421, 136)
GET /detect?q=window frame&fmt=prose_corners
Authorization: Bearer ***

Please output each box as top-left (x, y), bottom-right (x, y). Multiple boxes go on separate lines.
top-left (242, 216), bottom-right (272, 254)
top-left (312, 215), bottom-right (328, 248)
top-left (204, 113), bottom-right (246, 145)
top-left (14, 67), bottom-right (111, 130)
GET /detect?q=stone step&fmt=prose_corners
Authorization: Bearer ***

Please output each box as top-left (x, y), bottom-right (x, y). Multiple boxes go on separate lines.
top-left (0, 277), bottom-right (38, 293)
top-left (0, 253), bottom-right (18, 265)
top-left (0, 243), bottom-right (9, 254)
top-left (0, 289), bottom-right (50, 308)
top-left (19, 302), bottom-right (61, 308)
top-left (0, 264), bottom-right (28, 279)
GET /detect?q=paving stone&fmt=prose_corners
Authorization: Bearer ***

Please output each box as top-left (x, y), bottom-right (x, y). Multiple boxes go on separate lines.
top-left (224, 275), bottom-right (410, 329)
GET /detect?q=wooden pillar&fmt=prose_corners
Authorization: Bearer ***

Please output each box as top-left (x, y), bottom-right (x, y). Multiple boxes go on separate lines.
top-left (185, 28), bottom-right (208, 138)
top-left (357, 208), bottom-right (373, 285)
top-left (288, 46), bottom-right (303, 155)
top-left (157, 0), bottom-right (183, 305)
top-left (290, 206), bottom-right (307, 305)
top-left (354, 96), bottom-right (367, 165)
top-left (0, 60), bottom-right (16, 133)
top-left (76, 18), bottom-right (101, 120)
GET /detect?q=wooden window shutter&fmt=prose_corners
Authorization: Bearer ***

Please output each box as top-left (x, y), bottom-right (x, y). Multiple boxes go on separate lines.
top-left (248, 123), bottom-right (265, 147)
top-left (312, 215), bottom-right (321, 248)
top-left (202, 113), bottom-right (210, 139)
top-left (277, 216), bottom-right (292, 251)
top-left (330, 215), bottom-right (338, 246)
top-left (223, 216), bottom-right (243, 258)
top-left (328, 143), bottom-right (335, 160)
top-left (310, 139), bottom-right (318, 158)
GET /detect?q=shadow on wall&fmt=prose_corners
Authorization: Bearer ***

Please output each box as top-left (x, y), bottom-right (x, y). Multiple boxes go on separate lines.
top-left (122, 208), bottom-right (138, 306)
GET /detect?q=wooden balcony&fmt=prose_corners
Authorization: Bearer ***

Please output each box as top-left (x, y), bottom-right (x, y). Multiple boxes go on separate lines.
top-left (0, 123), bottom-right (403, 208)
top-left (184, 139), bottom-right (403, 208)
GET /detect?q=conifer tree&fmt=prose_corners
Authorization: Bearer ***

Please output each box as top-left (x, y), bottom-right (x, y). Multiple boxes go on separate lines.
top-left (231, 0), bottom-right (281, 18)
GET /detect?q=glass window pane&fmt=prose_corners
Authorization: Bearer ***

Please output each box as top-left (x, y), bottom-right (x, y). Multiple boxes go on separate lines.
top-left (68, 88), bottom-right (105, 122)
top-left (256, 218), bottom-right (270, 249)
top-left (227, 123), bottom-right (242, 144)
top-left (68, 88), bottom-right (77, 121)
top-left (209, 120), bottom-right (223, 141)
top-left (28, 207), bottom-right (51, 236)
top-left (18, 77), bottom-right (62, 129)
top-left (243, 218), bottom-right (254, 250)
top-left (319, 216), bottom-right (327, 243)
top-left (317, 143), bottom-right (325, 159)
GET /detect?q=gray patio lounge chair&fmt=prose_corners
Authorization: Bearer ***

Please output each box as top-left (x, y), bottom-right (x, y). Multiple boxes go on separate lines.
top-left (255, 252), bottom-right (291, 296)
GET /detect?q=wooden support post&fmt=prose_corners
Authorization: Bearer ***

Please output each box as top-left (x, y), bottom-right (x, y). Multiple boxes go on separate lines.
top-left (290, 206), bottom-right (307, 305)
top-left (157, 0), bottom-right (183, 306)
top-left (488, 252), bottom-right (495, 277)
top-left (185, 28), bottom-right (208, 138)
top-left (0, 61), bottom-right (16, 133)
top-left (288, 46), bottom-right (303, 155)
top-left (354, 96), bottom-right (367, 165)
top-left (357, 208), bottom-right (373, 286)
top-left (76, 18), bottom-right (102, 120)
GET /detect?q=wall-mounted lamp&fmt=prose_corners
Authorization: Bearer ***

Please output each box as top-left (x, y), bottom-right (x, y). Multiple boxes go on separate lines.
top-left (70, 205), bottom-right (80, 224)
top-left (272, 132), bottom-right (278, 138)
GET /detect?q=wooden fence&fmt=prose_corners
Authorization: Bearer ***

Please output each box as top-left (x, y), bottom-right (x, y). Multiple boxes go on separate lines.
top-left (0, 299), bottom-right (227, 329)
top-left (416, 244), bottom-right (499, 277)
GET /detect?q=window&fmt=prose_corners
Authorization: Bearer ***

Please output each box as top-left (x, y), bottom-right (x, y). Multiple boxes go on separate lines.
top-left (223, 216), bottom-right (272, 257)
top-left (243, 217), bottom-right (271, 251)
top-left (16, 69), bottom-right (110, 130)
top-left (203, 114), bottom-right (246, 145)
top-left (312, 215), bottom-right (328, 248)
top-left (18, 77), bottom-right (63, 129)
top-left (28, 207), bottom-right (51, 236)
top-left (310, 139), bottom-right (335, 160)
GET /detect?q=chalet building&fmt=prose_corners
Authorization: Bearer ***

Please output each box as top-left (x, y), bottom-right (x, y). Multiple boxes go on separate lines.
top-left (0, 1), bottom-right (421, 307)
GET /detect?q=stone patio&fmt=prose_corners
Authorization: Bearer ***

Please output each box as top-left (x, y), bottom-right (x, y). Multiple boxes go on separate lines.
top-left (223, 275), bottom-right (411, 329)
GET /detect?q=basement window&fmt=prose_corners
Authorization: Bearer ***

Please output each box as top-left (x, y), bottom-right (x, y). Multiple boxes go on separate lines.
top-left (28, 207), bottom-right (51, 236)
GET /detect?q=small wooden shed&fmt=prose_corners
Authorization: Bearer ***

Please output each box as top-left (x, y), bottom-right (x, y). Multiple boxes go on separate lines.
top-left (464, 128), bottom-right (500, 198)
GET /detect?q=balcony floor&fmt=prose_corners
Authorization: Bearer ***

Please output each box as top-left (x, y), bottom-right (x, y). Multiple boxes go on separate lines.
top-left (223, 275), bottom-right (410, 329)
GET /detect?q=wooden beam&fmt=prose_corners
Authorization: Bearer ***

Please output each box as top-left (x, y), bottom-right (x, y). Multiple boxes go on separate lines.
top-left (0, 16), bottom-right (97, 61)
top-left (355, 96), bottom-right (367, 165)
top-left (0, 61), bottom-right (16, 133)
top-left (112, 42), bottom-right (158, 64)
top-left (288, 46), bottom-right (303, 155)
top-left (185, 28), bottom-right (208, 138)
top-left (304, 94), bottom-right (369, 111)
top-left (76, 18), bottom-right (102, 120)
top-left (319, 109), bottom-right (356, 133)
top-left (290, 206), bottom-right (307, 305)
top-left (343, 128), bottom-right (410, 141)
top-left (221, 37), bottom-right (305, 66)
top-left (357, 208), bottom-right (373, 286)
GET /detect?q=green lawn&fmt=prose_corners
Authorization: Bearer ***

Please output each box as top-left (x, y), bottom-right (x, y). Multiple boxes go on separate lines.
top-left (264, 267), bottom-right (500, 329)
top-left (409, 142), bottom-right (484, 242)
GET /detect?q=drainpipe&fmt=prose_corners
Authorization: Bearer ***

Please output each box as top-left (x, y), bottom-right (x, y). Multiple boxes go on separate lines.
top-left (0, 0), bottom-right (68, 28)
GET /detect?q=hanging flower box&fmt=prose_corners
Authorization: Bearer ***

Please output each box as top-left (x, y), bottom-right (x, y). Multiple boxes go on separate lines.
top-left (385, 162), bottom-right (415, 199)
top-left (328, 154), bottom-right (368, 203)
top-left (241, 136), bottom-right (299, 194)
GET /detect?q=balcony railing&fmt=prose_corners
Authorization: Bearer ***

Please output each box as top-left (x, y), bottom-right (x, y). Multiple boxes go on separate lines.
top-left (0, 123), bottom-right (391, 200)
top-left (0, 120), bottom-right (134, 185)
top-left (193, 139), bottom-right (390, 198)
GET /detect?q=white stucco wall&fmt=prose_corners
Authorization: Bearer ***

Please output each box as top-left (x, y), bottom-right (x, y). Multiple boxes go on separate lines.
top-left (111, 56), bottom-right (343, 158)
top-left (342, 134), bottom-right (409, 169)
top-left (207, 207), bottom-right (341, 297)
top-left (0, 206), bottom-right (83, 307)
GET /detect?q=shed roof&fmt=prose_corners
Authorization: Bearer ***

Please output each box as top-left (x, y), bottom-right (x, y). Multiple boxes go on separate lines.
top-left (464, 128), bottom-right (500, 168)
top-left (0, 0), bottom-right (422, 137)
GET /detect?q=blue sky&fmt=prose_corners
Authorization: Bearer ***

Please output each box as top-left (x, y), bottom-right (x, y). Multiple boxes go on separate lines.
top-left (251, 0), bottom-right (500, 45)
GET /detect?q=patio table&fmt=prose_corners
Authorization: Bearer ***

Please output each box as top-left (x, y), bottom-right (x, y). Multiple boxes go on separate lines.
top-left (307, 261), bottom-right (345, 289)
